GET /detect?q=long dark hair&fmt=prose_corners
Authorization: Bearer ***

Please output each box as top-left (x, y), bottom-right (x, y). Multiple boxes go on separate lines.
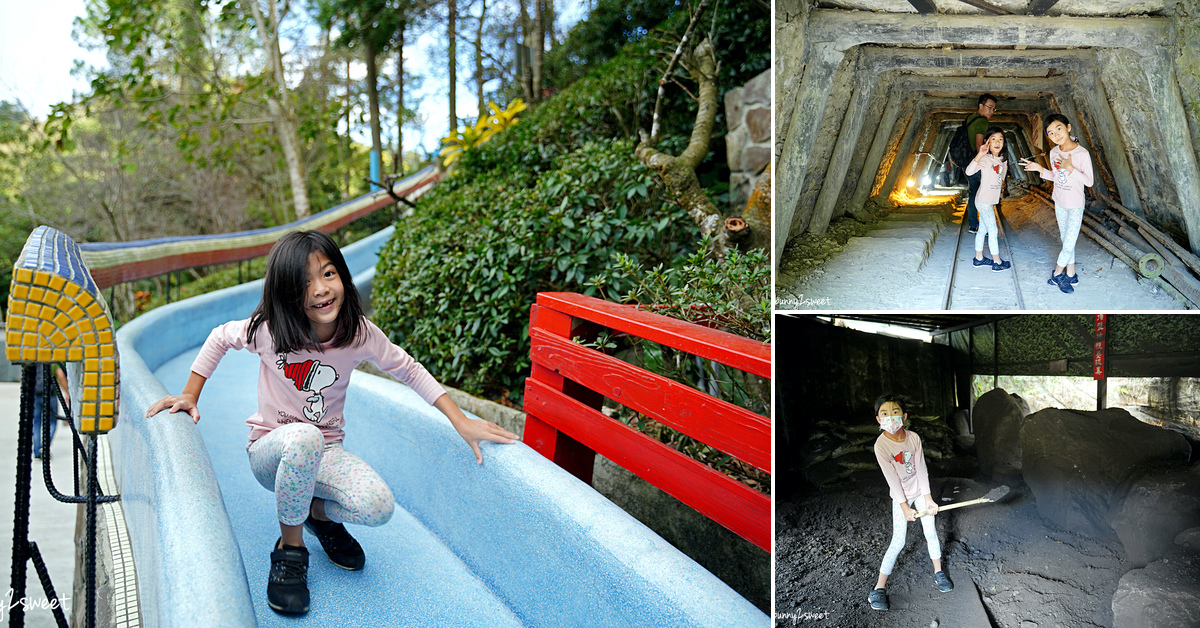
top-left (247, 230), bottom-right (364, 354)
top-left (983, 126), bottom-right (1007, 161)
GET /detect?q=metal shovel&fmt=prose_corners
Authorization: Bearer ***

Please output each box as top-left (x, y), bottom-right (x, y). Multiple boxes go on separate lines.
top-left (917, 485), bottom-right (1011, 518)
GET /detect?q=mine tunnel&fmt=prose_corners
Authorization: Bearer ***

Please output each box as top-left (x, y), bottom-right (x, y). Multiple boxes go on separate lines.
top-left (773, 2), bottom-right (1200, 310)
top-left (774, 314), bottom-right (1200, 627)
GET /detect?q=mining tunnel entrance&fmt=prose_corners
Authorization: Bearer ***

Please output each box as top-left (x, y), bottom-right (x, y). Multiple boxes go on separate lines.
top-left (775, 313), bottom-right (1200, 627)
top-left (774, 3), bottom-right (1200, 310)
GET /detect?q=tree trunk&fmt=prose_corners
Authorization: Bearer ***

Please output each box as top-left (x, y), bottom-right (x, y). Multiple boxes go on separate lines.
top-left (345, 56), bottom-right (351, 197)
top-left (395, 26), bottom-right (404, 174)
top-left (475, 0), bottom-right (487, 118)
top-left (532, 0), bottom-right (543, 102)
top-left (635, 38), bottom-right (725, 254)
top-left (366, 37), bottom-right (383, 165)
top-left (246, 0), bottom-right (310, 219)
top-left (518, 0), bottom-right (532, 102)
top-left (448, 0), bottom-right (457, 135)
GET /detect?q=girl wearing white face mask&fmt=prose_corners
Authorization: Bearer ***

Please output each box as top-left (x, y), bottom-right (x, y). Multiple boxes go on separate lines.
top-left (868, 394), bottom-right (951, 612)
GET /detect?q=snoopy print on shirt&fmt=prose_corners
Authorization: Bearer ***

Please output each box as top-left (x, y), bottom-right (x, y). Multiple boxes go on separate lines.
top-left (277, 354), bottom-right (340, 422)
top-left (894, 450), bottom-right (915, 475)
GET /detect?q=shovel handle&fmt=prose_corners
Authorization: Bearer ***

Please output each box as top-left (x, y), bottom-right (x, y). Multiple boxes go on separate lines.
top-left (915, 497), bottom-right (989, 518)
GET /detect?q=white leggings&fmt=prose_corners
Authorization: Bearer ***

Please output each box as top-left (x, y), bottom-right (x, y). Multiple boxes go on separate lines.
top-left (879, 495), bottom-right (941, 576)
top-left (975, 203), bottom-right (999, 257)
top-left (1054, 204), bottom-right (1085, 267)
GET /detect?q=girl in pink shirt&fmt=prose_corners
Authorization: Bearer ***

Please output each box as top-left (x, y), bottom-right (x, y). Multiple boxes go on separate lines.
top-left (868, 394), bottom-right (952, 612)
top-left (964, 127), bottom-right (1010, 272)
top-left (1022, 113), bottom-right (1094, 294)
top-left (146, 230), bottom-right (518, 615)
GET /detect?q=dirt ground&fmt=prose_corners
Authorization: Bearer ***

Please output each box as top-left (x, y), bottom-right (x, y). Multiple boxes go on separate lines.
top-left (775, 472), bottom-right (1127, 628)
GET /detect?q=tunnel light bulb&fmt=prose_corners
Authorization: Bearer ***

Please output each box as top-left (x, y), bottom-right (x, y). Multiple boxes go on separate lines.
top-left (907, 179), bottom-right (916, 188)
top-left (922, 176), bottom-right (931, 186)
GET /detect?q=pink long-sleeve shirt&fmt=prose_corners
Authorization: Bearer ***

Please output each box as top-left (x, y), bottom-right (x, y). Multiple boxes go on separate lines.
top-left (190, 317), bottom-right (447, 444)
top-left (874, 431), bottom-right (932, 504)
top-left (1040, 145), bottom-right (1093, 209)
top-left (964, 154), bottom-right (1008, 207)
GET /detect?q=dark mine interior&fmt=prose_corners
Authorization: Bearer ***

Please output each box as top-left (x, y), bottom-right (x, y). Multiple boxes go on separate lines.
top-left (773, 2), bottom-right (1200, 310)
top-left (774, 314), bottom-right (1200, 627)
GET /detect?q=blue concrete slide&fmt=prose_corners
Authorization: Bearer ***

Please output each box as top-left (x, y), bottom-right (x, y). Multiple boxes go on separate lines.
top-left (112, 227), bottom-right (769, 627)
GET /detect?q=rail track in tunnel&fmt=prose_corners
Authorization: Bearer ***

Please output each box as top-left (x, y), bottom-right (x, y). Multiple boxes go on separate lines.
top-left (943, 200), bottom-right (1025, 311)
top-left (775, 4), bottom-right (1200, 286)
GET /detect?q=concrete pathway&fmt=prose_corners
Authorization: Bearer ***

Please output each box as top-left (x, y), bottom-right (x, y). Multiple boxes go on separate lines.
top-left (0, 381), bottom-right (78, 627)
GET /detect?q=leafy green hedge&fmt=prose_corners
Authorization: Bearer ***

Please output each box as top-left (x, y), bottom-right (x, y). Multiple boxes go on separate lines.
top-left (373, 138), bottom-right (701, 401)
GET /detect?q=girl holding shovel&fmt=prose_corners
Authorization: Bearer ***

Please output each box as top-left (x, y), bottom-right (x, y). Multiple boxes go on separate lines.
top-left (868, 394), bottom-right (953, 612)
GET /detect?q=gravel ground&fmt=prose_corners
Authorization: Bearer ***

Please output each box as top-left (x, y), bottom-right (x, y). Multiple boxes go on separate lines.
top-left (775, 472), bottom-right (1127, 628)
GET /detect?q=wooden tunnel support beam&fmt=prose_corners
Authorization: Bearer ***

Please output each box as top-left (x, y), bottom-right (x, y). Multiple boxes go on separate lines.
top-left (776, 11), bottom-right (1184, 268)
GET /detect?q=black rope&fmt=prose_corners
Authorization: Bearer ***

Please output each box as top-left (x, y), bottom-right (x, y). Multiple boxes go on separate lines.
top-left (27, 542), bottom-right (69, 628)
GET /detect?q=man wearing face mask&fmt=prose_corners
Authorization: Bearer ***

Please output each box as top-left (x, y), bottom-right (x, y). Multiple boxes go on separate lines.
top-left (867, 394), bottom-right (952, 612)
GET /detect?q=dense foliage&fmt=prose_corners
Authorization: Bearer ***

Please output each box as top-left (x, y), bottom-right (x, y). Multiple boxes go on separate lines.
top-left (374, 138), bottom-right (701, 400)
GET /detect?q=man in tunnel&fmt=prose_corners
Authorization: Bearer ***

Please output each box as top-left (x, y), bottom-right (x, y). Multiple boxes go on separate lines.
top-left (965, 94), bottom-right (998, 234)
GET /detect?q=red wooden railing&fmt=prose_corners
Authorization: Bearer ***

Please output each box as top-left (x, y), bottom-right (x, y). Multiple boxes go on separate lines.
top-left (522, 292), bottom-right (771, 551)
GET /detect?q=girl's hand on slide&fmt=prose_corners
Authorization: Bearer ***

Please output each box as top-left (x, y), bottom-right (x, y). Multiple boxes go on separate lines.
top-left (454, 418), bottom-right (519, 465)
top-left (145, 395), bottom-right (201, 423)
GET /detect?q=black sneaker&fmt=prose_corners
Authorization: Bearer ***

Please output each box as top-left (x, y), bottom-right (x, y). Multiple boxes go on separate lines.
top-left (304, 515), bottom-right (365, 570)
top-left (267, 540), bottom-right (310, 615)
top-left (1067, 273), bottom-right (1078, 284)
top-left (934, 570), bottom-right (954, 592)
top-left (991, 260), bottom-right (1011, 272)
top-left (868, 587), bottom-right (889, 611)
top-left (968, 227), bottom-right (978, 234)
top-left (972, 257), bottom-right (992, 267)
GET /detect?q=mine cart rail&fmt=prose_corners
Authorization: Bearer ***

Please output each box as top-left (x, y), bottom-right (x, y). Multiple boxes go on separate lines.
top-left (522, 292), bottom-right (771, 551)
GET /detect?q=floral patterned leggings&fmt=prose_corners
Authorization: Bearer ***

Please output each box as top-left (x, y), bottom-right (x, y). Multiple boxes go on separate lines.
top-left (879, 495), bottom-right (941, 576)
top-left (247, 423), bottom-right (396, 527)
top-left (1055, 204), bottom-right (1085, 268)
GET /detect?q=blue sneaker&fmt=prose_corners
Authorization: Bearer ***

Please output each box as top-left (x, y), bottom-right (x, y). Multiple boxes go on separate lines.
top-left (972, 257), bottom-right (992, 267)
top-left (1050, 272), bottom-right (1074, 294)
top-left (992, 260), bottom-right (1011, 272)
top-left (1068, 273), bottom-right (1078, 284)
top-left (868, 587), bottom-right (888, 611)
top-left (934, 570), bottom-right (954, 592)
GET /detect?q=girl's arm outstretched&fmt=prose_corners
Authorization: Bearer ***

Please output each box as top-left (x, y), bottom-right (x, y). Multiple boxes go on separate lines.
top-left (145, 371), bottom-right (209, 423)
top-left (433, 394), bottom-right (519, 464)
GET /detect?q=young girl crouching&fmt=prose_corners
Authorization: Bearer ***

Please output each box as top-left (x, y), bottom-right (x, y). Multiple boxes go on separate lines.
top-left (147, 230), bottom-right (518, 615)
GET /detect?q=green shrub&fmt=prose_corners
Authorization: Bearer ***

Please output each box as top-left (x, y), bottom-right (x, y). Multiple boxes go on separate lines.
top-left (372, 138), bottom-right (701, 402)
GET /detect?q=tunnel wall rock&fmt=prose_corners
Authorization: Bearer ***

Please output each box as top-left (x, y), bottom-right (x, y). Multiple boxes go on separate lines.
top-left (1172, 1), bottom-right (1200, 177)
top-left (791, 49), bottom-right (859, 238)
top-left (774, 0), bottom-right (810, 162)
top-left (1098, 48), bottom-right (1187, 234)
top-left (1020, 407), bottom-right (1192, 536)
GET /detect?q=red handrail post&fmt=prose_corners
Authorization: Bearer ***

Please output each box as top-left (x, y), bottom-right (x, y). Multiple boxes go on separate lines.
top-left (523, 303), bottom-right (602, 484)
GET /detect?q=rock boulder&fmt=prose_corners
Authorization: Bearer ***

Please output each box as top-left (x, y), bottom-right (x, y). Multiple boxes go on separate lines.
top-left (1020, 407), bottom-right (1191, 536)
top-left (974, 388), bottom-right (1029, 479)
top-left (1111, 535), bottom-right (1200, 628)
top-left (1107, 462), bottom-right (1200, 567)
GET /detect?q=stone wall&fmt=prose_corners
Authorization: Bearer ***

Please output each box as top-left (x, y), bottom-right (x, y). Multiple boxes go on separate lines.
top-left (724, 69), bottom-right (772, 212)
